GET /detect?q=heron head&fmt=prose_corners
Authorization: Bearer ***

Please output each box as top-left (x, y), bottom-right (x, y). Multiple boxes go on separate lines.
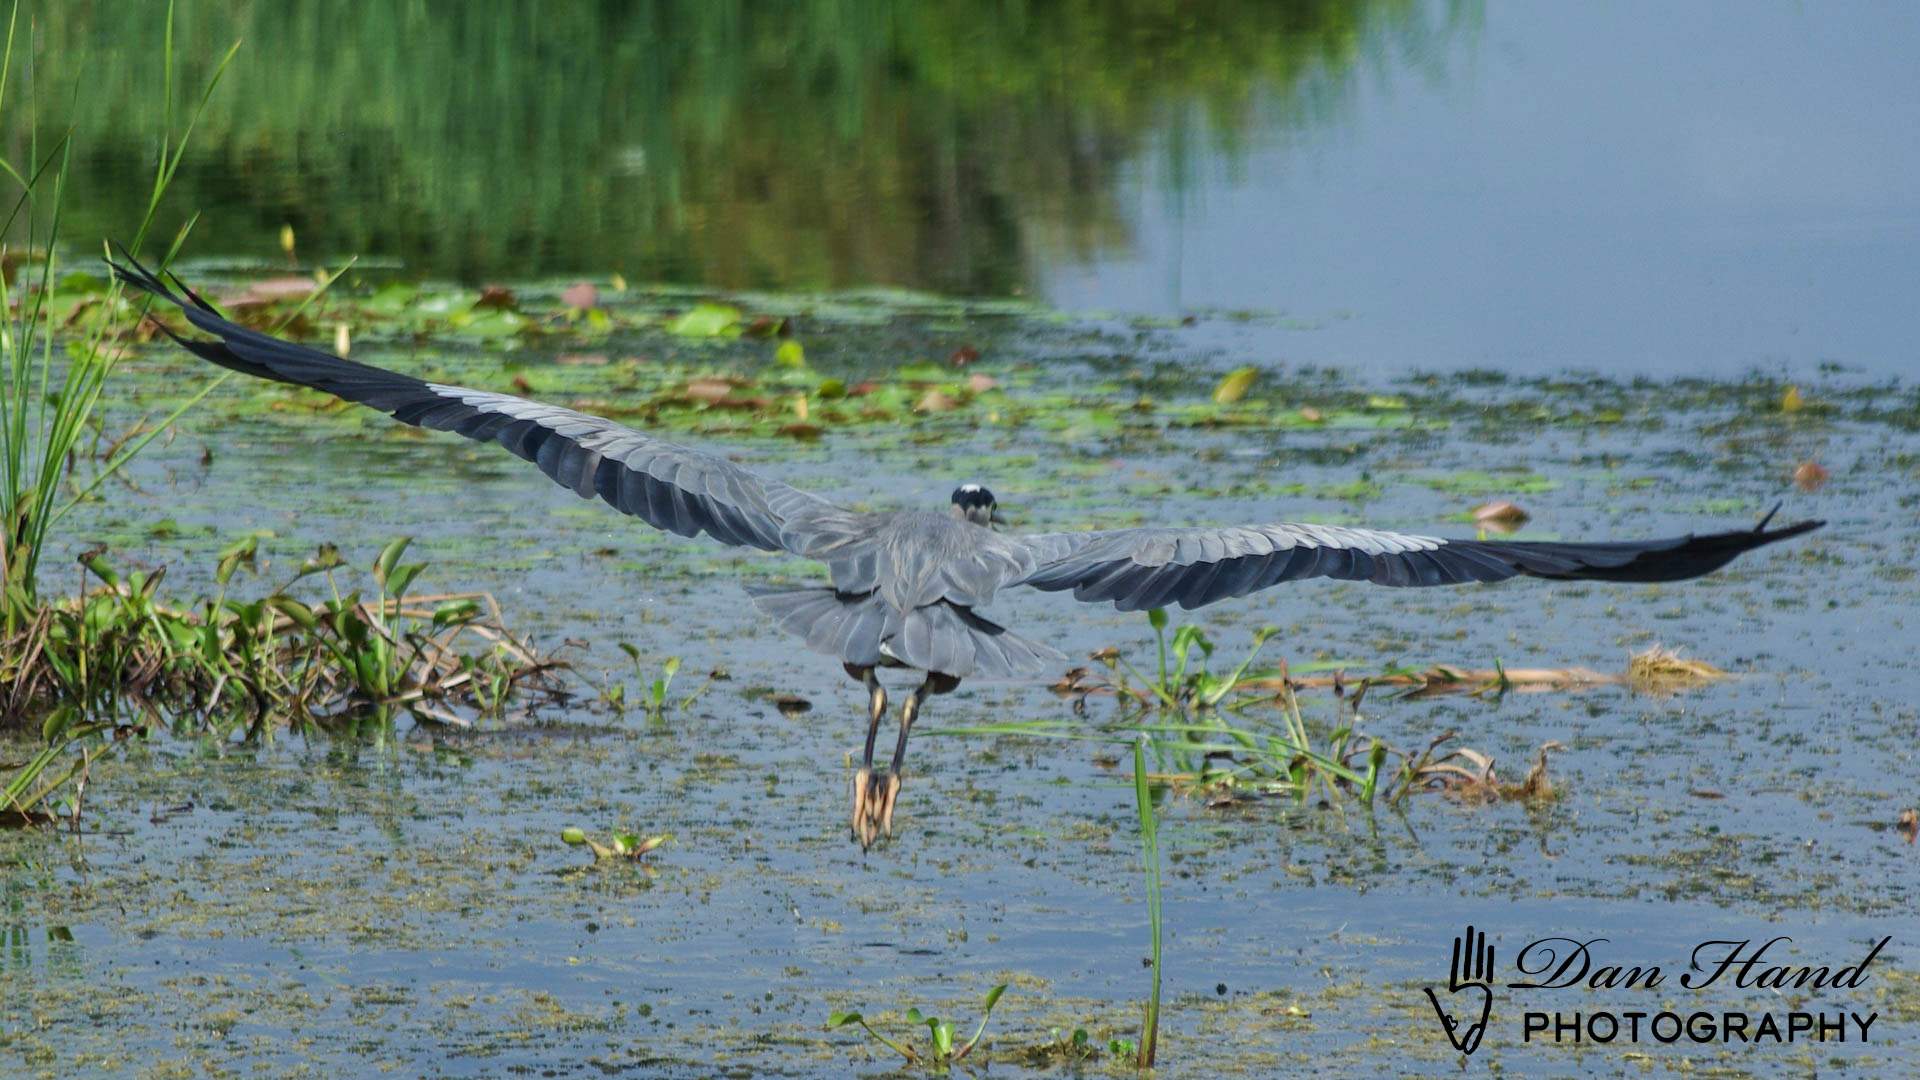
top-left (950, 483), bottom-right (998, 527)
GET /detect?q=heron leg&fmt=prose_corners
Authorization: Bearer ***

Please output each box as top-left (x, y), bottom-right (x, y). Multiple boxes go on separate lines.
top-left (861, 668), bottom-right (887, 769)
top-left (849, 667), bottom-right (887, 840)
top-left (873, 674), bottom-right (937, 840)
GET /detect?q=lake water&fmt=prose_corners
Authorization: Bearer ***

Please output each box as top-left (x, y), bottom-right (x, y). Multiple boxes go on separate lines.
top-left (20, 2), bottom-right (1918, 378)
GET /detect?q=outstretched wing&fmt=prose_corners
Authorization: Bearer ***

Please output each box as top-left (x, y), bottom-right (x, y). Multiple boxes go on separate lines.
top-left (1015, 514), bottom-right (1821, 612)
top-left (111, 253), bottom-right (852, 554)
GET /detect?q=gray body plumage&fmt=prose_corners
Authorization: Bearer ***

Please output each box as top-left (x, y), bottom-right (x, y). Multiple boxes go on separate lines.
top-left (109, 253), bottom-right (1824, 686)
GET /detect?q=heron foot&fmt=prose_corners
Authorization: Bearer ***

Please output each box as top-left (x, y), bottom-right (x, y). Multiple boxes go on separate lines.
top-left (850, 769), bottom-right (905, 849)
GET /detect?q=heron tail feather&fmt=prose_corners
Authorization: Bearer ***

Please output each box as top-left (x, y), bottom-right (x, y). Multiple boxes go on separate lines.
top-left (744, 586), bottom-right (1061, 681)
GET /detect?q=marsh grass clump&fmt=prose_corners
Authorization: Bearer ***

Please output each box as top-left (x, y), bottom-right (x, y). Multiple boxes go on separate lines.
top-left (2, 536), bottom-right (566, 821)
top-left (947, 607), bottom-right (1598, 810)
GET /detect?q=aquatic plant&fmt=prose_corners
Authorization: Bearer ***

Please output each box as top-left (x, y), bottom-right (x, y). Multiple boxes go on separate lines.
top-left (1023, 1026), bottom-right (1139, 1065)
top-left (826, 982), bottom-right (1008, 1070)
top-left (607, 646), bottom-right (715, 725)
top-left (560, 826), bottom-right (669, 863)
top-left (1099, 606), bottom-right (1280, 712)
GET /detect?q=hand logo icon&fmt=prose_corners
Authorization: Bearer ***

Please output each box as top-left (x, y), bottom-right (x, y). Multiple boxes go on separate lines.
top-left (1423, 925), bottom-right (1495, 1056)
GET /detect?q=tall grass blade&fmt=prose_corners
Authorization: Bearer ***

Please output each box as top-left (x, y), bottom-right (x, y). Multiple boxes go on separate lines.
top-left (1132, 733), bottom-right (1163, 1068)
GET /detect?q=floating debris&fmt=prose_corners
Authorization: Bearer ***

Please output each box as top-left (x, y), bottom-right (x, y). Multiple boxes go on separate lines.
top-left (1627, 645), bottom-right (1727, 695)
top-left (1471, 499), bottom-right (1531, 532)
top-left (1793, 460), bottom-right (1830, 491)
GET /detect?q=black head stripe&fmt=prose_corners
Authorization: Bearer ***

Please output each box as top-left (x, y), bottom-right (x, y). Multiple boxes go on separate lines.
top-left (951, 484), bottom-right (995, 510)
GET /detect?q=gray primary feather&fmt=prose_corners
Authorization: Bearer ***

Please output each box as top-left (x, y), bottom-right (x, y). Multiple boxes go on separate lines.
top-left (1014, 516), bottom-right (1823, 611)
top-left (108, 254), bottom-right (858, 556)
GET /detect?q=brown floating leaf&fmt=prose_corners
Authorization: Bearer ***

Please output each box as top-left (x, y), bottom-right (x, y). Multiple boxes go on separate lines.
top-left (966, 373), bottom-right (998, 393)
top-left (743, 315), bottom-right (788, 338)
top-left (1898, 808), bottom-right (1917, 845)
top-left (685, 378), bottom-right (735, 404)
top-left (1297, 406), bottom-right (1324, 423)
top-left (773, 694), bottom-right (813, 717)
top-left (475, 285), bottom-right (518, 310)
top-left (561, 282), bottom-right (600, 310)
top-left (555, 352), bottom-right (609, 366)
top-left (510, 375), bottom-right (535, 395)
top-left (247, 276), bottom-right (315, 301)
top-left (1472, 500), bottom-right (1531, 531)
top-left (949, 345), bottom-right (981, 367)
top-left (1793, 460), bottom-right (1829, 492)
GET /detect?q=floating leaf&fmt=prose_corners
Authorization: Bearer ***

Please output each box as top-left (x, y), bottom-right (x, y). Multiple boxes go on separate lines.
top-left (744, 315), bottom-right (788, 338)
top-left (915, 389), bottom-right (958, 413)
top-left (474, 285), bottom-right (518, 310)
top-left (774, 340), bottom-right (806, 368)
top-left (1212, 366), bottom-right (1257, 404)
top-left (1780, 385), bottom-right (1803, 413)
top-left (685, 379), bottom-right (735, 404)
top-left (242, 276), bottom-right (315, 303)
top-left (666, 303), bottom-right (742, 338)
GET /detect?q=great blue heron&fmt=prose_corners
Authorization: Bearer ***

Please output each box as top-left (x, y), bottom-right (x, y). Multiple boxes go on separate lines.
top-left (111, 255), bottom-right (1822, 846)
